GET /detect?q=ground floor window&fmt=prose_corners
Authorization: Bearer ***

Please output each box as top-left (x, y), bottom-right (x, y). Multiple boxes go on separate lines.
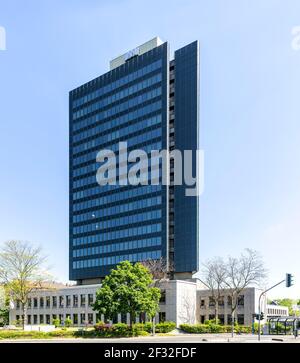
top-left (209, 314), bottom-right (215, 321)
top-left (27, 315), bottom-right (31, 325)
top-left (73, 314), bottom-right (78, 325)
top-left (80, 313), bottom-right (85, 325)
top-left (218, 314), bottom-right (225, 325)
top-left (200, 315), bottom-right (205, 324)
top-left (39, 315), bottom-right (44, 324)
top-left (112, 314), bottom-right (118, 324)
top-left (139, 312), bottom-right (146, 324)
top-left (46, 315), bottom-right (50, 325)
top-left (88, 313), bottom-right (93, 324)
top-left (33, 315), bottom-right (38, 325)
top-left (121, 313), bottom-right (127, 324)
top-left (227, 314), bottom-right (235, 325)
top-left (237, 314), bottom-right (244, 325)
top-left (159, 312), bottom-right (166, 323)
top-left (96, 313), bottom-right (101, 323)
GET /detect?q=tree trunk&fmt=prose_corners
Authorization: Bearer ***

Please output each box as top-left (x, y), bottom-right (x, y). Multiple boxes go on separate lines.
top-left (152, 316), bottom-right (156, 336)
top-left (215, 301), bottom-right (219, 324)
top-left (129, 312), bottom-right (134, 329)
top-left (231, 310), bottom-right (234, 338)
top-left (22, 304), bottom-right (27, 330)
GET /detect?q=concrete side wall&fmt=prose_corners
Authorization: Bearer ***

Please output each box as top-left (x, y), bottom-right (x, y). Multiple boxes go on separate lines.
top-left (197, 287), bottom-right (261, 326)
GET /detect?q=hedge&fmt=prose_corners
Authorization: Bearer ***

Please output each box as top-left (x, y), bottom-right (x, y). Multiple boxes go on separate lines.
top-left (94, 322), bottom-right (150, 337)
top-left (134, 321), bottom-right (176, 334)
top-left (0, 330), bottom-right (76, 340)
top-left (93, 321), bottom-right (175, 337)
top-left (180, 324), bottom-right (252, 334)
top-left (0, 321), bottom-right (176, 340)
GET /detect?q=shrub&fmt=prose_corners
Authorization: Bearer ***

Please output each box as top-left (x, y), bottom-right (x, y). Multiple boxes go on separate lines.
top-left (180, 324), bottom-right (209, 334)
top-left (112, 323), bottom-right (132, 337)
top-left (94, 321), bottom-right (113, 336)
top-left (0, 331), bottom-right (47, 340)
top-left (94, 322), bottom-right (141, 337)
top-left (52, 318), bottom-right (60, 328)
top-left (64, 317), bottom-right (72, 328)
top-left (133, 322), bottom-right (148, 331)
top-left (135, 321), bottom-right (176, 334)
top-left (156, 322), bottom-right (176, 333)
top-left (48, 330), bottom-right (75, 338)
top-left (180, 323), bottom-right (252, 334)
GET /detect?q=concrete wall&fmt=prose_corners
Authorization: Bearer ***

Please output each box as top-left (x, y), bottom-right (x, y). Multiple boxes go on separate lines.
top-left (197, 287), bottom-right (264, 326)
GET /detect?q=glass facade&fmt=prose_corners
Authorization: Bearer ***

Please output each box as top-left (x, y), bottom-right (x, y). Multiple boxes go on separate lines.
top-left (69, 39), bottom-right (199, 282)
top-left (69, 42), bottom-right (169, 281)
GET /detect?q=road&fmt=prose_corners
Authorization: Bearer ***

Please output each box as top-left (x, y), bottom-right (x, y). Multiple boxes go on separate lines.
top-left (1, 334), bottom-right (300, 343)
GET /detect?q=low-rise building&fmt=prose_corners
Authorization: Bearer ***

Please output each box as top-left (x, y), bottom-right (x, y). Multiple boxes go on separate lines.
top-left (9, 280), bottom-right (198, 328)
top-left (266, 303), bottom-right (289, 318)
top-left (10, 280), bottom-right (290, 328)
top-left (197, 287), bottom-right (265, 326)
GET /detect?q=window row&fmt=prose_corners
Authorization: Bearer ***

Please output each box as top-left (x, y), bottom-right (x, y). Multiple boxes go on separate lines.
top-left (199, 314), bottom-right (245, 326)
top-left (73, 113), bottom-right (162, 155)
top-left (73, 209), bottom-right (162, 235)
top-left (73, 196), bottom-right (161, 224)
top-left (73, 172), bottom-right (162, 204)
top-left (72, 223), bottom-right (162, 246)
top-left (72, 141), bottom-right (162, 178)
top-left (73, 236), bottom-right (162, 258)
top-left (72, 91), bottom-right (162, 134)
top-left (200, 295), bottom-right (245, 308)
top-left (72, 88), bottom-right (161, 131)
top-left (22, 313), bottom-right (95, 326)
top-left (73, 138), bottom-right (162, 181)
top-left (17, 310), bottom-right (166, 326)
top-left (72, 184), bottom-right (162, 213)
top-left (73, 160), bottom-right (159, 190)
top-left (72, 121), bottom-right (162, 167)
top-left (72, 101), bottom-right (162, 144)
top-left (72, 59), bottom-right (162, 109)
top-left (72, 73), bottom-right (161, 120)
top-left (72, 249), bottom-right (162, 269)
top-left (76, 154), bottom-right (160, 191)
top-left (17, 294), bottom-right (94, 310)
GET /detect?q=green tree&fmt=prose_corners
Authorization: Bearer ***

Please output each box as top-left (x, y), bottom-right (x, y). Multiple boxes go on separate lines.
top-left (275, 298), bottom-right (299, 316)
top-left (93, 261), bottom-right (161, 328)
top-left (276, 298), bottom-right (293, 311)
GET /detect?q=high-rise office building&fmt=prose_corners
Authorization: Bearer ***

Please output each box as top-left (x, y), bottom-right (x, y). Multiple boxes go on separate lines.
top-left (69, 38), bottom-right (199, 284)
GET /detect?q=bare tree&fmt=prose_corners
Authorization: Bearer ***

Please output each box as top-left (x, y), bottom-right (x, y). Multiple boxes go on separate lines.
top-left (201, 257), bottom-right (227, 324)
top-left (178, 293), bottom-right (196, 324)
top-left (0, 240), bottom-right (52, 329)
top-left (223, 249), bottom-right (267, 337)
top-left (141, 257), bottom-right (172, 282)
top-left (141, 257), bottom-right (172, 334)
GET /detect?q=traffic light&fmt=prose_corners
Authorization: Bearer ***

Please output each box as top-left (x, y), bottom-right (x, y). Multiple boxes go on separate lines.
top-left (255, 313), bottom-right (264, 320)
top-left (286, 273), bottom-right (294, 288)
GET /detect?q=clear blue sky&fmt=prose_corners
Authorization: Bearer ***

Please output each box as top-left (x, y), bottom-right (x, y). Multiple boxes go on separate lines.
top-left (0, 0), bottom-right (299, 298)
